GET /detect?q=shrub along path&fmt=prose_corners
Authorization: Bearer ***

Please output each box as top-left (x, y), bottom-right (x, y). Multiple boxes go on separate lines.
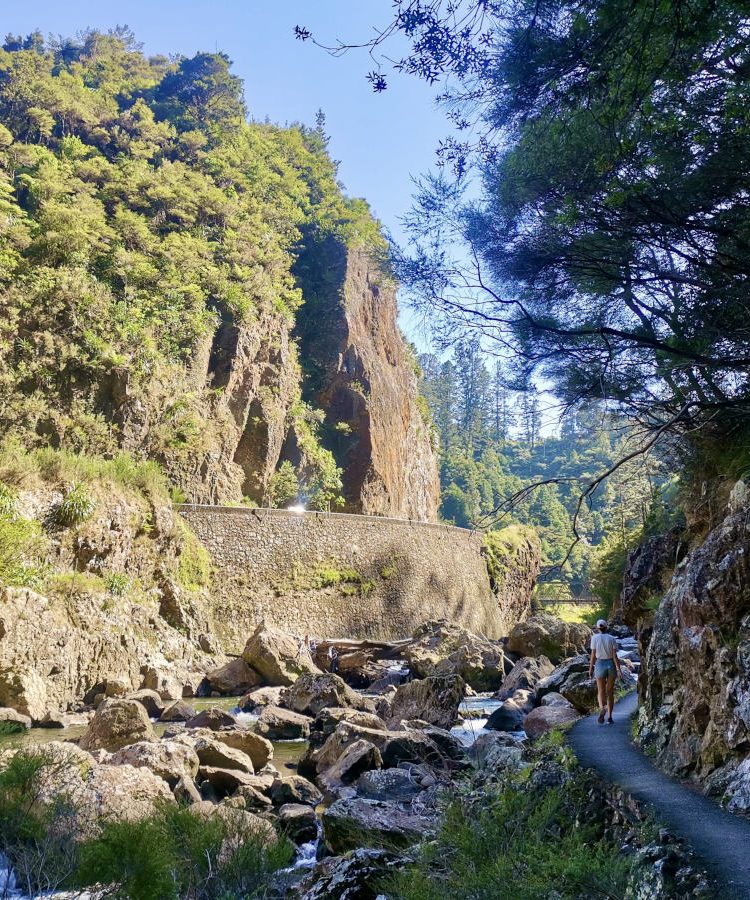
top-left (569, 692), bottom-right (750, 898)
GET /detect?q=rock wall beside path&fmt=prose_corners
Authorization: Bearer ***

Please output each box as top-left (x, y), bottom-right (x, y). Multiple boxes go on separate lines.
top-left (179, 506), bottom-right (541, 648)
top-left (637, 481), bottom-right (750, 810)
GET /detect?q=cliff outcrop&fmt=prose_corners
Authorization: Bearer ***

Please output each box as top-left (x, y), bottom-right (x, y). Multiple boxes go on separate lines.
top-left (112, 241), bottom-right (440, 519)
top-left (293, 237), bottom-right (440, 520)
top-left (637, 482), bottom-right (750, 810)
top-left (0, 457), bottom-right (219, 720)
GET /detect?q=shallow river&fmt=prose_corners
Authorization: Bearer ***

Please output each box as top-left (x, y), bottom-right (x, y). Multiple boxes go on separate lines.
top-left (0, 695), bottom-right (307, 770)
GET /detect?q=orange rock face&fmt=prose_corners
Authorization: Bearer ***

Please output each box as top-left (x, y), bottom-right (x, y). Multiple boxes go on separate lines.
top-left (293, 238), bottom-right (440, 521)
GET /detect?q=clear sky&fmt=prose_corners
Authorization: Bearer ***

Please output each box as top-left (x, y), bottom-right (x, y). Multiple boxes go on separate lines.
top-left (3, 1), bottom-right (446, 345)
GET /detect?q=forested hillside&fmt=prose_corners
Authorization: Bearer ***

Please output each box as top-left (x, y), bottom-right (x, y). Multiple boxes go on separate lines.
top-left (420, 340), bottom-right (675, 599)
top-left (0, 28), bottom-right (438, 515)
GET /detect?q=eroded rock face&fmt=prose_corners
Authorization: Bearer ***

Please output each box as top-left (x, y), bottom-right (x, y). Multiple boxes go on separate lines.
top-left (0, 585), bottom-right (213, 722)
top-left (639, 486), bottom-right (750, 806)
top-left (507, 615), bottom-right (592, 663)
top-left (614, 528), bottom-right (684, 629)
top-left (283, 672), bottom-right (374, 717)
top-left (322, 797), bottom-right (436, 854)
top-left (404, 620), bottom-right (509, 690)
top-left (388, 674), bottom-right (465, 729)
top-left (293, 239), bottom-right (440, 520)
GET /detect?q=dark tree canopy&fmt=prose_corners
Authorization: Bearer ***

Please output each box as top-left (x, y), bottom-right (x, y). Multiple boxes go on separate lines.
top-left (302, 1), bottom-right (750, 463)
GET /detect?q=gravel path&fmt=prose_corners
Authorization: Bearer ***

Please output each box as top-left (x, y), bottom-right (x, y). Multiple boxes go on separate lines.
top-left (569, 692), bottom-right (750, 898)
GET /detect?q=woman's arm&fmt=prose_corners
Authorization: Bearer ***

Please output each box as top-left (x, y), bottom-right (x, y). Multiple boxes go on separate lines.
top-left (588, 647), bottom-right (597, 678)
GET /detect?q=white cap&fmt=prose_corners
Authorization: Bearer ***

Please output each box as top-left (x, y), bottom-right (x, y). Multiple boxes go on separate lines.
top-left (596, 619), bottom-right (607, 629)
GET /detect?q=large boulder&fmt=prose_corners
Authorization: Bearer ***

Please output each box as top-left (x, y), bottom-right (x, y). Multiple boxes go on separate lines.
top-left (356, 768), bottom-right (424, 802)
top-left (241, 623), bottom-right (320, 686)
top-left (388, 674), bottom-right (465, 729)
top-left (127, 689), bottom-right (164, 718)
top-left (108, 740), bottom-right (199, 787)
top-left (323, 798), bottom-right (436, 853)
top-left (256, 705), bottom-right (312, 741)
top-left (471, 732), bottom-right (525, 771)
top-left (140, 667), bottom-right (183, 701)
top-left (269, 775), bottom-right (322, 807)
top-left (32, 748), bottom-right (175, 837)
top-left (159, 699), bottom-right (196, 722)
top-left (205, 657), bottom-right (262, 695)
top-left (300, 721), bottom-right (457, 782)
top-left (237, 686), bottom-right (284, 711)
top-left (185, 707), bottom-right (238, 731)
top-left (79, 699), bottom-right (156, 752)
top-left (535, 655), bottom-right (623, 714)
top-left (197, 767), bottom-right (259, 797)
top-left (296, 849), bottom-right (403, 900)
top-left (319, 739), bottom-right (383, 793)
top-left (536, 655), bottom-right (590, 698)
top-left (82, 763), bottom-right (175, 824)
top-left (554, 671), bottom-right (599, 713)
top-left (404, 620), bottom-right (509, 690)
top-left (485, 699), bottom-right (525, 732)
top-left (507, 615), bottom-right (592, 663)
top-left (496, 656), bottom-right (554, 698)
top-left (210, 730), bottom-right (273, 770)
top-left (179, 734), bottom-right (255, 773)
top-left (283, 672), bottom-right (374, 717)
top-left (278, 803), bottom-right (318, 844)
top-left (523, 704), bottom-right (581, 740)
top-left (310, 707), bottom-right (387, 747)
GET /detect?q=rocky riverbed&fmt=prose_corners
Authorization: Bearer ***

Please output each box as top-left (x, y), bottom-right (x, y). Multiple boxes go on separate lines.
top-left (0, 614), bottom-right (661, 898)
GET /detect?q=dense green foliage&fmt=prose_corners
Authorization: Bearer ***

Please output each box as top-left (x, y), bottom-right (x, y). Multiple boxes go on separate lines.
top-left (0, 749), bottom-right (293, 898)
top-left (390, 735), bottom-right (631, 899)
top-left (0, 29), bottom-right (382, 507)
top-left (421, 340), bottom-right (672, 596)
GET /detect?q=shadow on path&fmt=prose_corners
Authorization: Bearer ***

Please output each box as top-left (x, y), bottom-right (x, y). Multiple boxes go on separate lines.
top-left (569, 692), bottom-right (750, 898)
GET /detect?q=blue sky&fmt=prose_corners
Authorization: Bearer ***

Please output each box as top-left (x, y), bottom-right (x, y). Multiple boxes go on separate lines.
top-left (4, 1), bottom-right (448, 345)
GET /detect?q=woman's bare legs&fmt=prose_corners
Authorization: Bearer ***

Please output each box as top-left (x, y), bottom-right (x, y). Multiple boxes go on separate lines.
top-left (606, 674), bottom-right (616, 721)
top-left (596, 676), bottom-right (607, 722)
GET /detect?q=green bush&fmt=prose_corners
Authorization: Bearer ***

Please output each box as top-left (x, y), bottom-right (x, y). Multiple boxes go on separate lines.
top-left (104, 572), bottom-right (130, 597)
top-left (74, 803), bottom-right (294, 899)
top-left (175, 520), bottom-right (212, 591)
top-left (0, 751), bottom-right (294, 899)
top-left (268, 461), bottom-right (299, 508)
top-left (0, 750), bottom-right (80, 896)
top-left (53, 483), bottom-right (96, 527)
top-left (0, 512), bottom-right (47, 588)
top-left (311, 565), bottom-right (361, 589)
top-left (0, 482), bottom-right (17, 517)
top-left (390, 769), bottom-right (631, 900)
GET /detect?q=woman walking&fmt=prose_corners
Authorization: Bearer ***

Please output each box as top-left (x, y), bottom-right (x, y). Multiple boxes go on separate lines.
top-left (588, 619), bottom-right (622, 724)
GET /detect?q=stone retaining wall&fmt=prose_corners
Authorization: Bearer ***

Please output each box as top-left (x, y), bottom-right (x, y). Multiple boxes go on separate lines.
top-left (179, 506), bottom-right (537, 647)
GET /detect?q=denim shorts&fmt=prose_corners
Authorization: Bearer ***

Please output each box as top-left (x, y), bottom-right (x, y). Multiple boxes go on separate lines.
top-left (594, 658), bottom-right (616, 679)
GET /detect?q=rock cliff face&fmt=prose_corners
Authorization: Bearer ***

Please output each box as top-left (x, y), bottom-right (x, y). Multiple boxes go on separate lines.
top-left (293, 237), bottom-right (440, 520)
top-left (637, 483), bottom-right (750, 810)
top-left (116, 307), bottom-right (300, 506)
top-left (0, 478), bottom-right (219, 720)
top-left (116, 239), bottom-right (440, 520)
